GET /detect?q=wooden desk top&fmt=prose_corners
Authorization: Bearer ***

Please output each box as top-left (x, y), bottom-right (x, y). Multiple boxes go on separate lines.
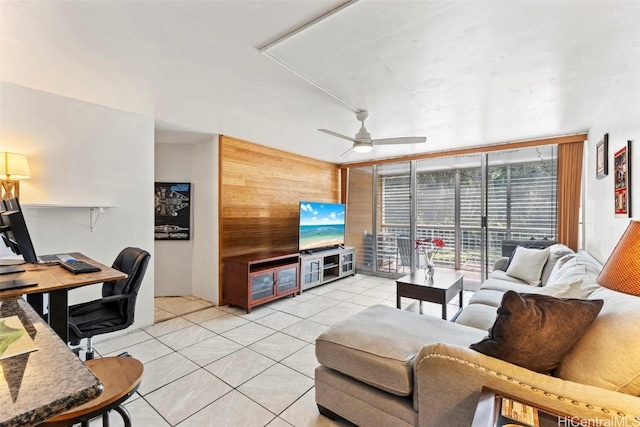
top-left (0, 253), bottom-right (127, 299)
top-left (0, 298), bottom-right (103, 427)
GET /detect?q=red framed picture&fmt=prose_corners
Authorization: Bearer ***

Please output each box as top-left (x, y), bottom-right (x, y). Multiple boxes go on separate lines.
top-left (614, 142), bottom-right (631, 217)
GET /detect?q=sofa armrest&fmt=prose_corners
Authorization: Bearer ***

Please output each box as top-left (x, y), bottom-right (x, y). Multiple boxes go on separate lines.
top-left (414, 343), bottom-right (640, 427)
top-left (493, 257), bottom-right (509, 272)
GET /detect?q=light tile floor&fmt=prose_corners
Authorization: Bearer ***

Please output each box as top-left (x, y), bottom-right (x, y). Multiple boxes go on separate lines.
top-left (88, 274), bottom-right (474, 427)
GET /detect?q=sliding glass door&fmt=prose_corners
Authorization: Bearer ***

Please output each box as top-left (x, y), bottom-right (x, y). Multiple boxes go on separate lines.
top-left (345, 145), bottom-right (558, 283)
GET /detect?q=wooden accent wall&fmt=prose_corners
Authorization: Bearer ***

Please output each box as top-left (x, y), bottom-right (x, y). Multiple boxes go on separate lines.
top-left (219, 136), bottom-right (339, 300)
top-left (345, 167), bottom-right (374, 269)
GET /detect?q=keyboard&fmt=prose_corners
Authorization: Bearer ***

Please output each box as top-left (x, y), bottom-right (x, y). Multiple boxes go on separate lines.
top-left (59, 260), bottom-right (101, 274)
top-left (38, 253), bottom-right (75, 264)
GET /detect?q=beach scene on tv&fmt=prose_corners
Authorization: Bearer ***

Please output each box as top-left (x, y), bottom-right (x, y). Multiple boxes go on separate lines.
top-left (299, 202), bottom-right (345, 251)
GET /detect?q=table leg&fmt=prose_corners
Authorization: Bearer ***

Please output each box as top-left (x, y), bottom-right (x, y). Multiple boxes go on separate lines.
top-left (396, 293), bottom-right (401, 309)
top-left (441, 297), bottom-right (447, 320)
top-left (26, 293), bottom-right (45, 320)
top-left (49, 290), bottom-right (69, 342)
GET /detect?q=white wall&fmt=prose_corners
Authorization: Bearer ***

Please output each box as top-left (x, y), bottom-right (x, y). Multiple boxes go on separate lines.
top-left (584, 53), bottom-right (640, 263)
top-left (191, 138), bottom-right (218, 304)
top-left (0, 82), bottom-right (155, 331)
top-left (154, 143), bottom-right (194, 296)
top-left (154, 138), bottom-right (219, 303)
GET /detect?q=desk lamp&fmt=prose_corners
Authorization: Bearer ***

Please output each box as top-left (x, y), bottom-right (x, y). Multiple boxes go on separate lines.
top-left (0, 152), bottom-right (30, 200)
top-left (597, 219), bottom-right (640, 296)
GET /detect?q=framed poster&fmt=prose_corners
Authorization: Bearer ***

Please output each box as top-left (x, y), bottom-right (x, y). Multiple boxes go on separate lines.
top-left (154, 182), bottom-right (192, 240)
top-left (613, 142), bottom-right (631, 217)
top-left (596, 133), bottom-right (608, 179)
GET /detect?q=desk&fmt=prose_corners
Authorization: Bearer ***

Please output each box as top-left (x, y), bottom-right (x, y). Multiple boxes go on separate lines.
top-left (0, 253), bottom-right (127, 342)
top-left (0, 298), bottom-right (103, 427)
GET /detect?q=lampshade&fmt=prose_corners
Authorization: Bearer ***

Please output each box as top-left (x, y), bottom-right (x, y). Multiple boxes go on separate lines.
top-left (0, 152), bottom-right (31, 179)
top-left (597, 219), bottom-right (640, 296)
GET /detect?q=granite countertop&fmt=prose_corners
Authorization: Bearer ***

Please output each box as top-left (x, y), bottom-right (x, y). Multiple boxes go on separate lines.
top-left (0, 298), bottom-right (103, 427)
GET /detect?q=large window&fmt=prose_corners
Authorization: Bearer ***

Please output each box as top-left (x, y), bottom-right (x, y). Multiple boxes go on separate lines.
top-left (346, 146), bottom-right (558, 281)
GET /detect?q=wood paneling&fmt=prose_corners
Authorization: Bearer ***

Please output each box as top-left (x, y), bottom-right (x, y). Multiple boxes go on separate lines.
top-left (345, 167), bottom-right (374, 269)
top-left (219, 136), bottom-right (339, 302)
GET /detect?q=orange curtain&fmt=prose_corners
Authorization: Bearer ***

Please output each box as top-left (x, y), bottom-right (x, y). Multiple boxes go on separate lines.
top-left (556, 141), bottom-right (584, 251)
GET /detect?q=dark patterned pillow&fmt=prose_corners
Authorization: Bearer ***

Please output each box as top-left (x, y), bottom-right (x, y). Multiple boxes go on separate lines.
top-left (470, 291), bottom-right (603, 373)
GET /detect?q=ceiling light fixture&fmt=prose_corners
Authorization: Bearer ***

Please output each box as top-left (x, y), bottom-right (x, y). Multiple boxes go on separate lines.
top-left (352, 143), bottom-right (373, 153)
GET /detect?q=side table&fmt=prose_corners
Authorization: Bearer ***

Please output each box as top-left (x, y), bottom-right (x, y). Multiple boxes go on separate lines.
top-left (472, 387), bottom-right (584, 427)
top-left (396, 268), bottom-right (464, 320)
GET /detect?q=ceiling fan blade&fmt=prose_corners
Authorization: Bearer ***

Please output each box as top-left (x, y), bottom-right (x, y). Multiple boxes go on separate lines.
top-left (372, 136), bottom-right (426, 145)
top-left (318, 129), bottom-right (357, 142)
top-left (340, 147), bottom-right (354, 157)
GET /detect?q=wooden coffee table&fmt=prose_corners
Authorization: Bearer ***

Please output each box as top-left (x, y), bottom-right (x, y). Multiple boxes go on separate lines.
top-left (396, 268), bottom-right (464, 320)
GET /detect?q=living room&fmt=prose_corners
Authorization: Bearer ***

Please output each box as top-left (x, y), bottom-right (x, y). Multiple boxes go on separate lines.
top-left (1, 1), bottom-right (639, 426)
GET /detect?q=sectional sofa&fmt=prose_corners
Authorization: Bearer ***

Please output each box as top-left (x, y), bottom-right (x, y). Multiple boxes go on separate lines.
top-left (315, 245), bottom-right (640, 426)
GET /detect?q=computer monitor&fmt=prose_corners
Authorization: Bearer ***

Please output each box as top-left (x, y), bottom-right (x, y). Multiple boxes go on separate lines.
top-left (0, 197), bottom-right (38, 264)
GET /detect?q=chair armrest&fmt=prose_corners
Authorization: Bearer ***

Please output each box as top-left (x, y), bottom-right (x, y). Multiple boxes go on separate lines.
top-left (414, 343), bottom-right (640, 427)
top-left (69, 294), bottom-right (132, 317)
top-left (493, 257), bottom-right (509, 271)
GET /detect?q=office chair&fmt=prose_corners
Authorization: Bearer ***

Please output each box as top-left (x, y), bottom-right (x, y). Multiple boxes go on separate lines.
top-left (68, 247), bottom-right (150, 360)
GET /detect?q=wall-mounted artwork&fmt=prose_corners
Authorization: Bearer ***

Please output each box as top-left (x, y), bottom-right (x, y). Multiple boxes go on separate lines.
top-left (154, 182), bottom-right (191, 240)
top-left (596, 133), bottom-right (608, 179)
top-left (614, 142), bottom-right (631, 217)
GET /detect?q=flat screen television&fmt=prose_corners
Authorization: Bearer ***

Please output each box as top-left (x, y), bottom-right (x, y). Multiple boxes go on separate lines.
top-left (298, 201), bottom-right (345, 252)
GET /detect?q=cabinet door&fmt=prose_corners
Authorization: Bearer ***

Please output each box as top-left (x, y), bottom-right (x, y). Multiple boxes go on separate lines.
top-left (302, 258), bottom-right (322, 287)
top-left (340, 250), bottom-right (355, 276)
top-left (277, 265), bottom-right (298, 293)
top-left (250, 271), bottom-right (275, 301)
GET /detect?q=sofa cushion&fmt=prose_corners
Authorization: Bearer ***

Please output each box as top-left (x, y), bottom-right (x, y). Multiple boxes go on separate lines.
top-left (453, 303), bottom-right (499, 331)
top-left (540, 244), bottom-right (575, 286)
top-left (536, 279), bottom-right (592, 299)
top-left (555, 287), bottom-right (640, 395)
top-left (505, 246), bottom-right (550, 285)
top-left (488, 270), bottom-right (529, 285)
top-left (470, 291), bottom-right (603, 373)
top-left (315, 304), bottom-right (487, 396)
top-left (467, 289), bottom-right (505, 308)
top-left (480, 278), bottom-right (548, 294)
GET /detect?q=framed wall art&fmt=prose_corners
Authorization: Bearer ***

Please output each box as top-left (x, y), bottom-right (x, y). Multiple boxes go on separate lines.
top-left (596, 133), bottom-right (608, 179)
top-left (154, 182), bottom-right (192, 240)
top-left (613, 142), bottom-right (631, 217)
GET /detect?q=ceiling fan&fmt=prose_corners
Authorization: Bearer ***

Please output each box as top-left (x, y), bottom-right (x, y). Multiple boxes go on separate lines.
top-left (318, 110), bottom-right (426, 154)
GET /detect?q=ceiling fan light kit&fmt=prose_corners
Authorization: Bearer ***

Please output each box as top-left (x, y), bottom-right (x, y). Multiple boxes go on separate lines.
top-left (353, 143), bottom-right (373, 153)
top-left (318, 110), bottom-right (426, 156)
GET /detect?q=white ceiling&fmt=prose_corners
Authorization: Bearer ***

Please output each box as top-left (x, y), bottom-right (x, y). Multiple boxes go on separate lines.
top-left (2, 1), bottom-right (639, 164)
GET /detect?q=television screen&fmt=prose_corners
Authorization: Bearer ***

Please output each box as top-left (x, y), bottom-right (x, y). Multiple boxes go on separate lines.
top-left (298, 201), bottom-right (345, 251)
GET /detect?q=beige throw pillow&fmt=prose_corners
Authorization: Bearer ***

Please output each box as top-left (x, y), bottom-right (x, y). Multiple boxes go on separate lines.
top-left (505, 246), bottom-right (550, 285)
top-left (537, 279), bottom-right (590, 299)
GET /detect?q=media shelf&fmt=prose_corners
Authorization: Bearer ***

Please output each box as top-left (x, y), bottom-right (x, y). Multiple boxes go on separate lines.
top-left (300, 246), bottom-right (355, 292)
top-left (224, 250), bottom-right (300, 313)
